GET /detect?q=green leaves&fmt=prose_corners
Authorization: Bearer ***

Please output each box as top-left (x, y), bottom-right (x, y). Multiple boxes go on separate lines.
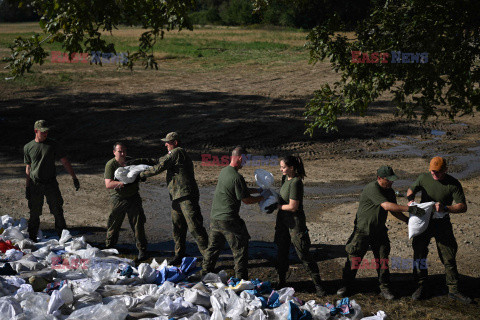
top-left (303, 0), bottom-right (480, 134)
top-left (4, 0), bottom-right (196, 78)
top-left (3, 33), bottom-right (49, 79)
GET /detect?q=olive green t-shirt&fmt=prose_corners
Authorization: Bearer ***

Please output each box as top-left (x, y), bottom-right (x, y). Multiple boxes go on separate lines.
top-left (410, 172), bottom-right (466, 205)
top-left (24, 138), bottom-right (66, 183)
top-left (210, 166), bottom-right (250, 221)
top-left (104, 158), bottom-right (139, 199)
top-left (279, 176), bottom-right (304, 212)
top-left (355, 181), bottom-right (397, 234)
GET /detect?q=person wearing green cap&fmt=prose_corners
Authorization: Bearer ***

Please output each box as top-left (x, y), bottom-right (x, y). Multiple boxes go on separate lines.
top-left (24, 120), bottom-right (80, 241)
top-left (337, 165), bottom-right (409, 300)
top-left (406, 157), bottom-right (471, 304)
top-left (129, 132), bottom-right (209, 265)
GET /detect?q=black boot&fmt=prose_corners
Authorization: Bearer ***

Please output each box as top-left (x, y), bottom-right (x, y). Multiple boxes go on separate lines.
top-left (275, 272), bottom-right (287, 289)
top-left (312, 274), bottom-right (326, 298)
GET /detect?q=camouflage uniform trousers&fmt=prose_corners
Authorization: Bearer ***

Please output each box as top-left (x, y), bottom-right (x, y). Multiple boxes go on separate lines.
top-left (274, 210), bottom-right (322, 285)
top-left (28, 180), bottom-right (67, 239)
top-left (171, 195), bottom-right (209, 257)
top-left (341, 227), bottom-right (391, 289)
top-left (412, 217), bottom-right (459, 292)
top-left (202, 218), bottom-right (250, 280)
top-left (105, 193), bottom-right (147, 252)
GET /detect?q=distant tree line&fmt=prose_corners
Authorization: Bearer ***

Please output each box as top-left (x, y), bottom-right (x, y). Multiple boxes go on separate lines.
top-left (190, 0), bottom-right (372, 28)
top-left (1, 0), bottom-right (372, 29)
top-left (0, 0), bottom-right (39, 22)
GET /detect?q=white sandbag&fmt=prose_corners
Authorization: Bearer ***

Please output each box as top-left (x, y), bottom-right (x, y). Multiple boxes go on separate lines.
top-left (59, 229), bottom-right (73, 245)
top-left (277, 287), bottom-right (295, 303)
top-left (1, 215), bottom-right (15, 229)
top-left (2, 226), bottom-right (25, 241)
top-left (184, 288), bottom-right (212, 308)
top-left (114, 165), bottom-right (152, 184)
top-left (228, 279), bottom-right (255, 292)
top-left (154, 296), bottom-right (198, 318)
top-left (255, 169), bottom-right (274, 189)
top-left (0, 296), bottom-right (23, 319)
top-left (59, 283), bottom-right (74, 304)
top-left (408, 202), bottom-right (435, 239)
top-left (361, 310), bottom-right (387, 320)
top-left (301, 300), bottom-right (331, 320)
top-left (47, 290), bottom-right (64, 314)
top-left (68, 299), bottom-right (128, 320)
top-left (239, 291), bottom-right (263, 311)
top-left (138, 263), bottom-right (157, 283)
top-left (255, 169), bottom-right (280, 213)
top-left (103, 295), bottom-right (139, 310)
top-left (70, 278), bottom-right (102, 296)
top-left (5, 249), bottom-right (24, 261)
top-left (17, 238), bottom-right (37, 251)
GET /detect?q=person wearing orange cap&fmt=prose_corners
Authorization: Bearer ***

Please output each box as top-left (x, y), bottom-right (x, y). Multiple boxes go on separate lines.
top-left (406, 157), bottom-right (471, 304)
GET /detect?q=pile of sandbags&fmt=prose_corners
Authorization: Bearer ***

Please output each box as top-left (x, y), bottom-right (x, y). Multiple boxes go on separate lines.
top-left (1, 215), bottom-right (384, 319)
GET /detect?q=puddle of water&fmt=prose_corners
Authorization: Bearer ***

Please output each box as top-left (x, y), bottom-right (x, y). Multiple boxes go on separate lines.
top-left (431, 130), bottom-right (446, 136)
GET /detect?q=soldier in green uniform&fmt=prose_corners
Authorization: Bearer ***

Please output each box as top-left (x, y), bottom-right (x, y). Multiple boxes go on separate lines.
top-left (406, 157), bottom-right (471, 304)
top-left (271, 156), bottom-right (326, 297)
top-left (24, 120), bottom-right (80, 241)
top-left (135, 132), bottom-right (208, 265)
top-left (337, 165), bottom-right (409, 300)
top-left (104, 142), bottom-right (148, 261)
top-left (201, 146), bottom-right (265, 280)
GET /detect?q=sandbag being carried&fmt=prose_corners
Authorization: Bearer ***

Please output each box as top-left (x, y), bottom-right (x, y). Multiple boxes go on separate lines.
top-left (255, 169), bottom-right (279, 214)
top-left (408, 202), bottom-right (435, 239)
top-left (114, 165), bottom-right (152, 184)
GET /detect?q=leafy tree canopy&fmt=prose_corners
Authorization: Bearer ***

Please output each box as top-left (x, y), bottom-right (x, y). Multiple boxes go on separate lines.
top-left (3, 0), bottom-right (195, 77)
top-left (258, 0), bottom-right (480, 133)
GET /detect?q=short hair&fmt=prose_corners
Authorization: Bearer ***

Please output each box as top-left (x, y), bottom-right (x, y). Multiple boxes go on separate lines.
top-left (113, 142), bottom-right (126, 151)
top-left (232, 146), bottom-right (247, 156)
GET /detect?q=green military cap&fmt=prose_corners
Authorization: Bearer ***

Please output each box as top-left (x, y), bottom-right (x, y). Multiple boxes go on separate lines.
top-left (377, 165), bottom-right (398, 181)
top-left (161, 132), bottom-right (179, 142)
top-left (34, 120), bottom-right (50, 132)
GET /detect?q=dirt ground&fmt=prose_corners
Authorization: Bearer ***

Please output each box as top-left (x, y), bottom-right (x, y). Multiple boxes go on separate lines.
top-left (2, 43), bottom-right (480, 318)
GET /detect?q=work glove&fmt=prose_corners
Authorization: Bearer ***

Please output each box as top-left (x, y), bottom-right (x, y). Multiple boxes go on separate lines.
top-left (26, 186), bottom-right (31, 200)
top-left (136, 174), bottom-right (147, 183)
top-left (73, 178), bottom-right (80, 191)
top-left (265, 202), bottom-right (278, 214)
top-left (261, 189), bottom-right (273, 199)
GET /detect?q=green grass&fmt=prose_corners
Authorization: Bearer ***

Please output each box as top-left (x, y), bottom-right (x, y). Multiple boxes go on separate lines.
top-left (0, 24), bottom-right (309, 80)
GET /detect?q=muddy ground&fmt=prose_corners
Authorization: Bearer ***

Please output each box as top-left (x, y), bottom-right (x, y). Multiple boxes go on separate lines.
top-left (1, 53), bottom-right (480, 318)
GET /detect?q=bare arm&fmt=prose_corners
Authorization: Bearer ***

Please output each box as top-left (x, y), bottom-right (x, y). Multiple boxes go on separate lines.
top-left (105, 178), bottom-right (124, 190)
top-left (60, 157), bottom-right (77, 179)
top-left (436, 202), bottom-right (467, 214)
top-left (381, 202), bottom-right (409, 223)
top-left (280, 199), bottom-right (300, 212)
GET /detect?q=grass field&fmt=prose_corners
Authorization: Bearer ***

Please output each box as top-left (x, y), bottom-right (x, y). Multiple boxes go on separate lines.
top-left (0, 22), bottom-right (310, 86)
